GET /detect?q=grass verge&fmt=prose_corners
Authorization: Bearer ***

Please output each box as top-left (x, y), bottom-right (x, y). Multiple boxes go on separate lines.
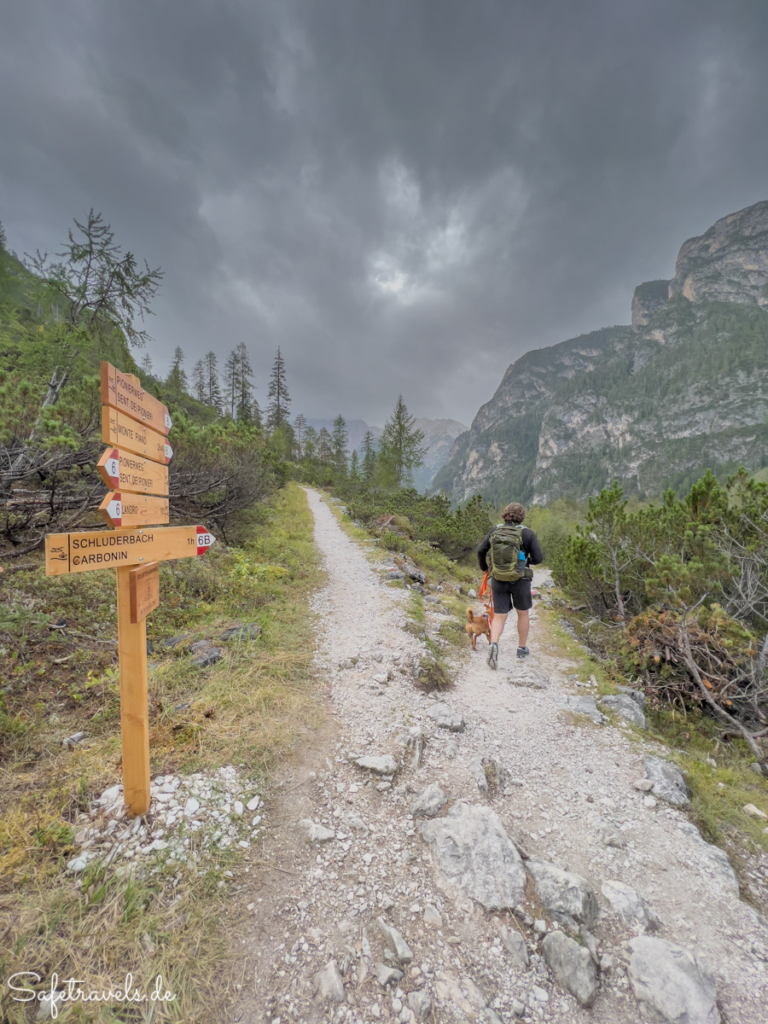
top-left (320, 491), bottom-right (476, 587)
top-left (0, 482), bottom-right (323, 1022)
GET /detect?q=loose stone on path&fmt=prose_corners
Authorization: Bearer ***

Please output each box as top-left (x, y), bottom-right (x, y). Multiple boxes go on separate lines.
top-left (542, 931), bottom-right (599, 1007)
top-left (420, 801), bottom-right (527, 910)
top-left (355, 754), bottom-right (398, 775)
top-left (628, 936), bottom-right (721, 1024)
top-left (426, 703), bottom-right (466, 732)
top-left (601, 880), bottom-right (661, 932)
top-left (411, 782), bottom-right (448, 818)
top-left (313, 959), bottom-right (345, 1003)
top-left (526, 857), bottom-right (599, 928)
top-left (644, 755), bottom-right (690, 806)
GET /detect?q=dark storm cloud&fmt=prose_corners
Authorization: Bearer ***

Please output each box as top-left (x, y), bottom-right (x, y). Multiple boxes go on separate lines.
top-left (1, 0), bottom-right (767, 425)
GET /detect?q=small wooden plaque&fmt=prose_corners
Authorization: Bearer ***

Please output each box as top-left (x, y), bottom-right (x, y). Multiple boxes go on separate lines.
top-left (129, 562), bottom-right (160, 623)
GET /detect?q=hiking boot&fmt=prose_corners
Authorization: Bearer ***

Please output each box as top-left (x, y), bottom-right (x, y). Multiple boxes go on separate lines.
top-left (487, 642), bottom-right (499, 670)
top-left (516, 646), bottom-right (530, 659)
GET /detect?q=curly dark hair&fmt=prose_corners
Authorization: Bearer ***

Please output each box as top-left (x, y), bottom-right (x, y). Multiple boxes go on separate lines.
top-left (501, 502), bottom-right (525, 524)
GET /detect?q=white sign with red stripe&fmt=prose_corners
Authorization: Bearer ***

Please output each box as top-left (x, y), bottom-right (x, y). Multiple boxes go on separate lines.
top-left (196, 526), bottom-right (216, 553)
top-left (99, 492), bottom-right (170, 529)
top-left (103, 454), bottom-right (120, 486)
top-left (104, 495), bottom-right (122, 525)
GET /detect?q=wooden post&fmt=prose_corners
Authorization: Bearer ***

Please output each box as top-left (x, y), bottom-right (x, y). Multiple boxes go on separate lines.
top-left (116, 564), bottom-right (150, 815)
top-left (43, 366), bottom-right (215, 819)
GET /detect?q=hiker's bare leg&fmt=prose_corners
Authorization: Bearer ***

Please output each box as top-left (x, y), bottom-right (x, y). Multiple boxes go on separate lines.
top-left (517, 609), bottom-right (530, 648)
top-left (490, 613), bottom-right (507, 644)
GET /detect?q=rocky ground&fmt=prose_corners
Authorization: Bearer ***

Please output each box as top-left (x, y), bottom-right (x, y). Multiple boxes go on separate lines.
top-left (228, 488), bottom-right (768, 1024)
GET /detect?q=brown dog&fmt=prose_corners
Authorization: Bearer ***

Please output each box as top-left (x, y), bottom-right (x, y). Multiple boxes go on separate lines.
top-left (465, 608), bottom-right (491, 650)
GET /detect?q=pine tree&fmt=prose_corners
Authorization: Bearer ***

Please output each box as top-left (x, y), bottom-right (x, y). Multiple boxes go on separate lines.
top-left (251, 397), bottom-right (263, 430)
top-left (317, 427), bottom-right (332, 463)
top-left (223, 349), bottom-right (239, 418)
top-left (223, 344), bottom-right (256, 421)
top-left (202, 351), bottom-right (222, 411)
top-left (267, 347), bottom-right (291, 431)
top-left (140, 352), bottom-right (154, 375)
top-left (331, 415), bottom-right (349, 477)
top-left (166, 346), bottom-right (188, 393)
top-left (379, 396), bottom-right (426, 488)
top-left (235, 342), bottom-right (255, 422)
top-left (294, 414), bottom-right (307, 458)
top-left (303, 425), bottom-right (318, 461)
top-left (349, 449), bottom-right (361, 482)
top-left (191, 359), bottom-right (206, 402)
top-left (361, 430), bottom-right (377, 483)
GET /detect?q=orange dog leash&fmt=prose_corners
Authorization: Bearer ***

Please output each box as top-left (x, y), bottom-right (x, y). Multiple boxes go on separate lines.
top-left (478, 570), bottom-right (494, 623)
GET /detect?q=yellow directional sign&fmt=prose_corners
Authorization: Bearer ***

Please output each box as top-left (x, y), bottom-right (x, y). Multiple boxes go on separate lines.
top-left (102, 407), bottom-right (173, 465)
top-left (98, 447), bottom-right (169, 497)
top-left (45, 525), bottom-right (215, 576)
top-left (45, 362), bottom-right (194, 816)
top-left (98, 492), bottom-right (170, 528)
top-left (101, 362), bottom-right (172, 435)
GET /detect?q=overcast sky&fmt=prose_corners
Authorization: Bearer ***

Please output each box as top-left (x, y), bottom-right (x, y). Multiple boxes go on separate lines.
top-left (1, 0), bottom-right (767, 426)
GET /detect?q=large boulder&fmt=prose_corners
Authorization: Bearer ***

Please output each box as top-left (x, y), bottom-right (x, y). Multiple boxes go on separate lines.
top-left (420, 801), bottom-right (527, 910)
top-left (628, 936), bottom-right (720, 1023)
top-left (526, 858), bottom-right (599, 928)
top-left (644, 756), bottom-right (690, 806)
top-left (542, 931), bottom-right (599, 1007)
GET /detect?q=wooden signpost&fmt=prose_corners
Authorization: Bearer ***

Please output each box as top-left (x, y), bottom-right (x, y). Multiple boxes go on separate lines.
top-left (44, 364), bottom-right (215, 816)
top-left (45, 524), bottom-right (214, 574)
top-left (101, 362), bottom-right (172, 434)
top-left (98, 492), bottom-right (170, 529)
top-left (101, 407), bottom-right (173, 464)
top-left (97, 448), bottom-right (169, 496)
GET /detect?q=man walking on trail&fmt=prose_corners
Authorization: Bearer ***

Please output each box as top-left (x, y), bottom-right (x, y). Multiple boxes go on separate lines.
top-left (477, 502), bottom-right (543, 670)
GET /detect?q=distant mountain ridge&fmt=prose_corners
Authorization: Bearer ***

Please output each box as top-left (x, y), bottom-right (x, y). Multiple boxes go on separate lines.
top-left (411, 418), bottom-right (468, 490)
top-left (434, 199), bottom-right (768, 505)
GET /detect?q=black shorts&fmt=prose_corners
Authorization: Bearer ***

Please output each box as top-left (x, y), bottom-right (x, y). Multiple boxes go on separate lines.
top-left (490, 577), bottom-right (532, 614)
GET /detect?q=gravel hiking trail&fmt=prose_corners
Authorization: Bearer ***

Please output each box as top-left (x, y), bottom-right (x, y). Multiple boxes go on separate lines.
top-left (232, 487), bottom-right (768, 1024)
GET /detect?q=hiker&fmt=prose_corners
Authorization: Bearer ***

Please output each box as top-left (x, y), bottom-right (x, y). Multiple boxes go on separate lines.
top-left (477, 502), bottom-right (543, 670)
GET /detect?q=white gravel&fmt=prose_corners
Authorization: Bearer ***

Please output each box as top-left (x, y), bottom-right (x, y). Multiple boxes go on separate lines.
top-left (233, 488), bottom-right (768, 1024)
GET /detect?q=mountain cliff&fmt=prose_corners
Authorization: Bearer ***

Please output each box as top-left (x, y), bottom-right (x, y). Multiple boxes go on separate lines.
top-left (411, 418), bottom-right (468, 490)
top-left (434, 200), bottom-right (768, 505)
